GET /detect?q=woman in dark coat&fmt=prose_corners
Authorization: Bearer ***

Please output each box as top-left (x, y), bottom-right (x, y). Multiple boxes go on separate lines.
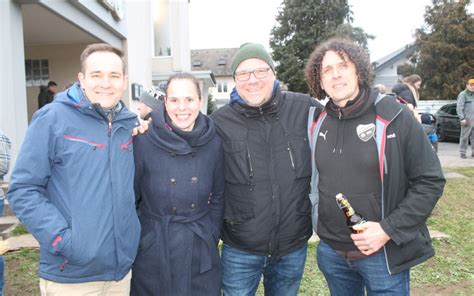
top-left (131, 72), bottom-right (224, 296)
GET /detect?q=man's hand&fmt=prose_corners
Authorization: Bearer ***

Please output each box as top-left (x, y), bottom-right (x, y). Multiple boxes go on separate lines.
top-left (351, 221), bottom-right (390, 255)
top-left (461, 119), bottom-right (468, 127)
top-left (132, 119), bottom-right (151, 136)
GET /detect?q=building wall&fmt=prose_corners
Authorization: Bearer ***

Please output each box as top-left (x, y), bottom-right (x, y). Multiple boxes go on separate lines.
top-left (124, 0), bottom-right (154, 114)
top-left (2, 0), bottom-right (157, 175)
top-left (0, 1), bottom-right (29, 178)
top-left (152, 0), bottom-right (190, 75)
top-left (24, 43), bottom-right (89, 121)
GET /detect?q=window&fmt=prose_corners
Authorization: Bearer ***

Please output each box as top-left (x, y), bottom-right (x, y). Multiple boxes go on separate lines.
top-left (447, 105), bottom-right (457, 116)
top-left (217, 81), bottom-right (228, 93)
top-left (153, 0), bottom-right (172, 57)
top-left (192, 60), bottom-right (202, 67)
top-left (25, 59), bottom-right (49, 86)
top-left (217, 59), bottom-right (226, 66)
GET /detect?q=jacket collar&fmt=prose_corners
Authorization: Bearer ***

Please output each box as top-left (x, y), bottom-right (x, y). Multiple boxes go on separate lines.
top-left (146, 102), bottom-right (216, 154)
top-left (53, 82), bottom-right (136, 123)
top-left (230, 81), bottom-right (283, 118)
top-left (325, 87), bottom-right (373, 120)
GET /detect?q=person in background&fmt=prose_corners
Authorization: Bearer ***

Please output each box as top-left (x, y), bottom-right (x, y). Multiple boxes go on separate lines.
top-left (8, 43), bottom-right (141, 295)
top-left (391, 74), bottom-right (422, 108)
top-left (392, 75), bottom-right (422, 122)
top-left (37, 81), bottom-right (58, 109)
top-left (373, 84), bottom-right (386, 94)
top-left (136, 88), bottom-right (164, 121)
top-left (305, 37), bottom-right (445, 295)
top-left (456, 78), bottom-right (474, 158)
top-left (131, 72), bottom-right (224, 295)
top-left (0, 129), bottom-right (11, 296)
top-left (211, 43), bottom-right (320, 295)
top-left (403, 74), bottom-right (422, 105)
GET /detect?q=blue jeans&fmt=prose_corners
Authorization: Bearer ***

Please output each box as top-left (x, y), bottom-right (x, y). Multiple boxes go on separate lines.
top-left (317, 240), bottom-right (409, 296)
top-left (222, 243), bottom-right (307, 296)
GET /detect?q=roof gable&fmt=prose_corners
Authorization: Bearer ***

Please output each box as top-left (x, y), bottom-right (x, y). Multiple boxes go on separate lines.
top-left (190, 48), bottom-right (238, 76)
top-left (373, 43), bottom-right (416, 73)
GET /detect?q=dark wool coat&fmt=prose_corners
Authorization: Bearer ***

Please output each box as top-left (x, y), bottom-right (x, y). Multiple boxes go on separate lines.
top-left (131, 103), bottom-right (225, 296)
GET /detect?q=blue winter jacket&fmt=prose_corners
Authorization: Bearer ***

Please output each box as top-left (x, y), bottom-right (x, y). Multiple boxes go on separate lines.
top-left (8, 83), bottom-right (141, 283)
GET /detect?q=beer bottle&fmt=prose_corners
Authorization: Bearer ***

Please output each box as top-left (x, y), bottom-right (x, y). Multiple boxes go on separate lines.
top-left (335, 193), bottom-right (367, 234)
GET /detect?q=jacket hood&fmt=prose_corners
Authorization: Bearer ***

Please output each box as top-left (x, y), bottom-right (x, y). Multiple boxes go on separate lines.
top-left (145, 102), bottom-right (216, 154)
top-left (230, 80), bottom-right (280, 105)
top-left (54, 82), bottom-right (87, 105)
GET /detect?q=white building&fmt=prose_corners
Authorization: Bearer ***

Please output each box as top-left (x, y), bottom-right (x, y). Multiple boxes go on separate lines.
top-left (373, 43), bottom-right (416, 91)
top-left (191, 48), bottom-right (238, 109)
top-left (1, 0), bottom-right (213, 176)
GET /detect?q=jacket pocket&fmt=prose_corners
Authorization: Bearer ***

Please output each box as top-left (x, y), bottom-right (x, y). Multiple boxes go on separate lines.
top-left (346, 192), bottom-right (382, 222)
top-left (222, 140), bottom-right (251, 185)
top-left (318, 191), bottom-right (381, 229)
top-left (138, 218), bottom-right (156, 256)
top-left (61, 227), bottom-right (92, 266)
top-left (224, 184), bottom-right (255, 225)
top-left (287, 127), bottom-right (311, 179)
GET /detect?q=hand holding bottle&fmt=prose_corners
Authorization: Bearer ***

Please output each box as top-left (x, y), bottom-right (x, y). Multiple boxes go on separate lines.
top-left (351, 221), bottom-right (390, 255)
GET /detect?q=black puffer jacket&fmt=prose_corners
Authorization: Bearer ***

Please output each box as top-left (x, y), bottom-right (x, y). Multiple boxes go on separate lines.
top-left (211, 84), bottom-right (319, 258)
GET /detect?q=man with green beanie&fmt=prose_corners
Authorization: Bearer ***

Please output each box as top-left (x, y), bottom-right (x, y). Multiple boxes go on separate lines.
top-left (211, 43), bottom-right (321, 295)
top-left (456, 78), bottom-right (474, 158)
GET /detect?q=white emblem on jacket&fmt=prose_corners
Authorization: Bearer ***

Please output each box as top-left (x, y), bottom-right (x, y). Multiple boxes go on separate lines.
top-left (356, 123), bottom-right (376, 142)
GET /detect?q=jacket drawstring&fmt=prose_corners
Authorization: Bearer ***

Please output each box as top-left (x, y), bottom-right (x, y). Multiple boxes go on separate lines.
top-left (333, 109), bottom-right (345, 154)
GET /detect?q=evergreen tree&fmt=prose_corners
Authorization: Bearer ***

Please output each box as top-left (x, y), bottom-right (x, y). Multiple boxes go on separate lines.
top-left (414, 0), bottom-right (474, 99)
top-left (270, 0), bottom-right (372, 94)
top-left (207, 93), bottom-right (217, 115)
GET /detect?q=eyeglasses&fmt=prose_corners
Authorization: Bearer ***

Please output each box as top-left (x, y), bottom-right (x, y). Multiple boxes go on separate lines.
top-left (235, 68), bottom-right (271, 82)
top-left (321, 61), bottom-right (352, 78)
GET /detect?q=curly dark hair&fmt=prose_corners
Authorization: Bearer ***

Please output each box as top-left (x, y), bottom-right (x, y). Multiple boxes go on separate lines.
top-left (305, 38), bottom-right (374, 100)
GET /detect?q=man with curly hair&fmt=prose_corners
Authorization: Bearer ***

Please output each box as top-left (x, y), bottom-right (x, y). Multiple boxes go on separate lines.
top-left (305, 38), bottom-right (445, 295)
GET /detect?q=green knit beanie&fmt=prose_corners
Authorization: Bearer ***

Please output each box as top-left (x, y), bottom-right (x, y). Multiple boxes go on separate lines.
top-left (231, 43), bottom-right (275, 75)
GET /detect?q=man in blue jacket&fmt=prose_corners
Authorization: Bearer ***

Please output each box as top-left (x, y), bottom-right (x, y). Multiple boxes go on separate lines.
top-left (8, 43), bottom-right (141, 295)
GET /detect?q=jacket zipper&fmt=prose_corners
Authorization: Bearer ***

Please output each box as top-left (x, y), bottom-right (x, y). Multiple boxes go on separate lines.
top-left (287, 143), bottom-right (295, 171)
top-left (107, 110), bottom-right (114, 137)
top-left (246, 144), bottom-right (255, 190)
top-left (59, 258), bottom-right (69, 272)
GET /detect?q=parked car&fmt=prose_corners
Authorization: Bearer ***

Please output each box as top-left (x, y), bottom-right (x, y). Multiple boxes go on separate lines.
top-left (435, 103), bottom-right (461, 142)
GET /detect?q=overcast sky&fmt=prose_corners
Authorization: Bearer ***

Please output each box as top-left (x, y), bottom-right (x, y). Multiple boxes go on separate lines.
top-left (188, 0), bottom-right (435, 62)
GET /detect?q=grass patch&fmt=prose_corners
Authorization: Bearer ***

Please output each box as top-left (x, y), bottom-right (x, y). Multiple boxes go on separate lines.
top-left (3, 168), bottom-right (473, 295)
top-left (4, 249), bottom-right (39, 295)
top-left (10, 224), bottom-right (29, 236)
top-left (410, 167), bottom-right (474, 294)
